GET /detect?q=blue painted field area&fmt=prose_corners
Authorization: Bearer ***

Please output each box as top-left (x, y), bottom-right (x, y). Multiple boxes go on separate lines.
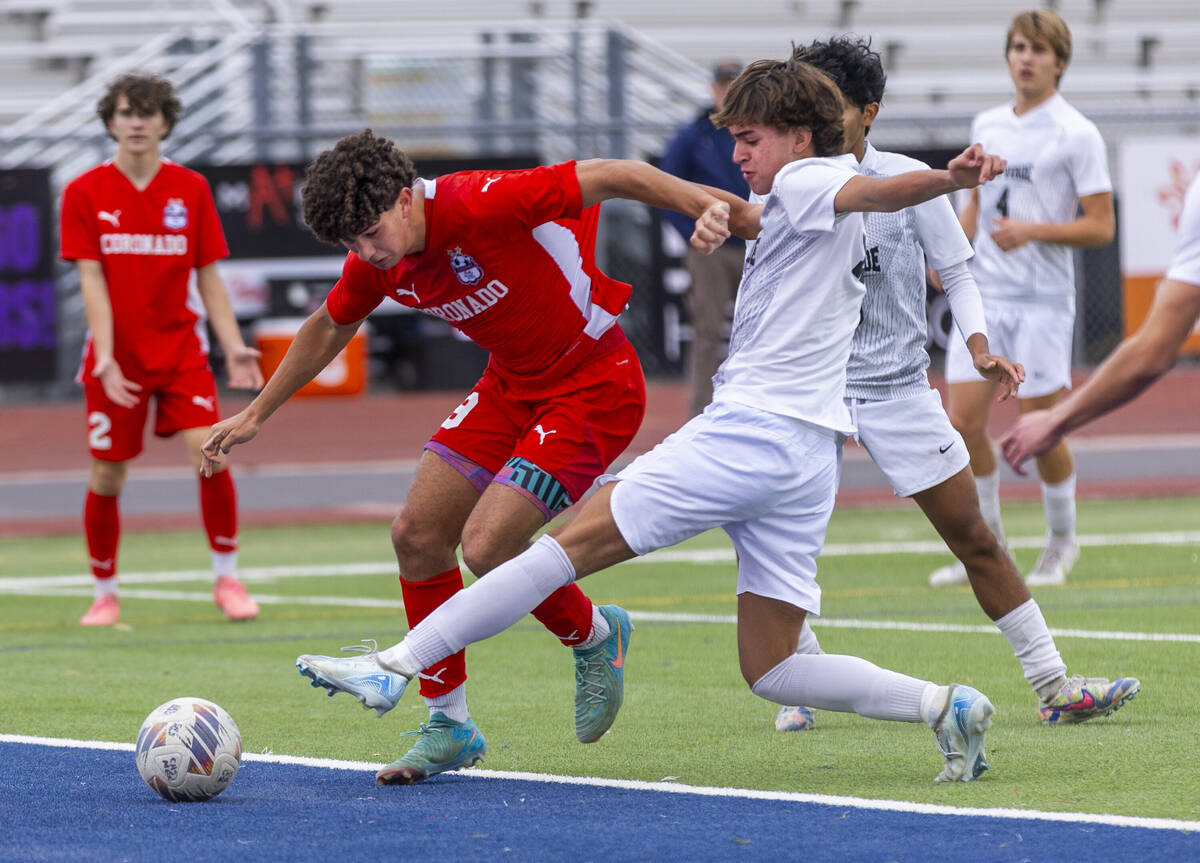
top-left (2, 742), bottom-right (1196, 862)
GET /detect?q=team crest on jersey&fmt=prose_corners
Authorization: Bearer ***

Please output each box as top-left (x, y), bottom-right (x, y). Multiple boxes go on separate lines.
top-left (448, 247), bottom-right (483, 285)
top-left (163, 199), bottom-right (188, 231)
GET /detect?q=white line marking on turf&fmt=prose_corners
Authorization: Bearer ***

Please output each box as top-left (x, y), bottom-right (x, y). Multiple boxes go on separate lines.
top-left (3, 528), bottom-right (1198, 594)
top-left (4, 530), bottom-right (1198, 642)
top-left (2, 734), bottom-right (1196, 833)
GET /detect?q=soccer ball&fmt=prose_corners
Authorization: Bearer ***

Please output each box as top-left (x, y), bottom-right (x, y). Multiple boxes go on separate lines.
top-left (135, 697), bottom-right (242, 802)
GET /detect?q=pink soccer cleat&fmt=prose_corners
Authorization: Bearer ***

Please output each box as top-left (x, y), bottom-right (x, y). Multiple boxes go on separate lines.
top-left (80, 595), bottom-right (120, 626)
top-left (214, 575), bottom-right (259, 621)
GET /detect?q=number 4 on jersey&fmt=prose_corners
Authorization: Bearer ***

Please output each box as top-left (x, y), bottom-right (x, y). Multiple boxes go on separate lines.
top-left (995, 187), bottom-right (1009, 219)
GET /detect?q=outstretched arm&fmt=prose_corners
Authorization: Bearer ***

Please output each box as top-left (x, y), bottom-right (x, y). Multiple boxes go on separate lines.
top-left (834, 144), bottom-right (1005, 214)
top-left (1001, 277), bottom-right (1200, 472)
top-left (200, 302), bottom-right (361, 475)
top-left (575, 158), bottom-right (758, 241)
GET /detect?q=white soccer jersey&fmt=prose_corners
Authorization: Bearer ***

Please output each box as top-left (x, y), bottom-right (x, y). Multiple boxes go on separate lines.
top-left (1166, 174), bottom-right (1200, 287)
top-left (847, 142), bottom-right (975, 400)
top-left (969, 92), bottom-right (1111, 304)
top-left (713, 155), bottom-right (863, 434)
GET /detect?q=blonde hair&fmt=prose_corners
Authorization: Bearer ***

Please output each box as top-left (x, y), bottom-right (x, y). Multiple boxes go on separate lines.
top-left (1006, 9), bottom-right (1072, 83)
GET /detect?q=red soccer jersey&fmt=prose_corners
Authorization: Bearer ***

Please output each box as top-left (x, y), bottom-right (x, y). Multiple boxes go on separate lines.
top-left (324, 161), bottom-right (633, 385)
top-left (60, 160), bottom-right (230, 377)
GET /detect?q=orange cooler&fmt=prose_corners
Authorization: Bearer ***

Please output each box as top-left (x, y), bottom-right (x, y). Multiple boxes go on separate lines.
top-left (254, 317), bottom-right (367, 397)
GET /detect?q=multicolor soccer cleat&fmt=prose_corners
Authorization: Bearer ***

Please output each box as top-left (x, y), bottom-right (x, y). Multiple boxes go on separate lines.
top-left (933, 684), bottom-right (994, 783)
top-left (296, 641), bottom-right (408, 717)
top-left (573, 605), bottom-right (633, 743)
top-left (1040, 675), bottom-right (1140, 724)
top-left (375, 713), bottom-right (487, 785)
top-left (775, 705), bottom-right (816, 731)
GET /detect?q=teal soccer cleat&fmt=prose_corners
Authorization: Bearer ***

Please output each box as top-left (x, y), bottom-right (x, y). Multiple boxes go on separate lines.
top-left (933, 684), bottom-right (994, 783)
top-left (296, 641), bottom-right (408, 717)
top-left (1040, 675), bottom-right (1140, 725)
top-left (573, 605), bottom-right (633, 743)
top-left (375, 713), bottom-right (487, 785)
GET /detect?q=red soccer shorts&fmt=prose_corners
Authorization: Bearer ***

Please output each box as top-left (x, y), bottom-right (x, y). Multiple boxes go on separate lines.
top-left (82, 356), bottom-right (221, 462)
top-left (428, 332), bottom-right (646, 514)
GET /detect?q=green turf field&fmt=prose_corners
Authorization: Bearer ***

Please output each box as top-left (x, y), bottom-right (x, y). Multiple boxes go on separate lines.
top-left (2, 497), bottom-right (1197, 820)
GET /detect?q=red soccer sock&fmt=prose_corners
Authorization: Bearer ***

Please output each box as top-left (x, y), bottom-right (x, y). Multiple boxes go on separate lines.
top-left (199, 469), bottom-right (238, 552)
top-left (84, 490), bottom-right (119, 580)
top-left (400, 567), bottom-right (467, 698)
top-left (532, 582), bottom-right (594, 647)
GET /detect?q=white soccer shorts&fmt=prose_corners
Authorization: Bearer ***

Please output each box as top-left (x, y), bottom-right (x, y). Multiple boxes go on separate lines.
top-left (849, 388), bottom-right (970, 498)
top-left (945, 301), bottom-right (1074, 399)
top-left (604, 400), bottom-right (840, 616)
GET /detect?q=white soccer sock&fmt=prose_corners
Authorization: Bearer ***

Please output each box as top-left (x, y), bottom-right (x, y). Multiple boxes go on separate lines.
top-left (795, 619), bottom-right (822, 655)
top-left (425, 684), bottom-right (470, 724)
top-left (975, 470), bottom-right (1006, 545)
top-left (750, 653), bottom-right (930, 722)
top-left (572, 605), bottom-right (612, 651)
top-left (378, 535), bottom-right (576, 676)
top-left (94, 576), bottom-right (119, 598)
top-left (1041, 474), bottom-right (1077, 542)
top-left (994, 598), bottom-right (1068, 697)
top-left (212, 550), bottom-right (237, 579)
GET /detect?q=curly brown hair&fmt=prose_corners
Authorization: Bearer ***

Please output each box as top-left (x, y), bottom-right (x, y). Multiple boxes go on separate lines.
top-left (98, 74), bottom-right (181, 139)
top-left (710, 59), bottom-right (845, 157)
top-left (301, 129), bottom-right (418, 244)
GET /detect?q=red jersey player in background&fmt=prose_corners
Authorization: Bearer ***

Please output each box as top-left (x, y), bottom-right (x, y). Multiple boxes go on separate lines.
top-left (60, 74), bottom-right (264, 627)
top-left (202, 129), bottom-right (735, 785)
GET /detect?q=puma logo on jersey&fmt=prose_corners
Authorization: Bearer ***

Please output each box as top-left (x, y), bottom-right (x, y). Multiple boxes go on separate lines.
top-left (482, 177), bottom-right (501, 192)
top-left (98, 210), bottom-right (121, 227)
top-left (533, 424), bottom-right (557, 445)
top-left (191, 395), bottom-right (214, 411)
top-left (394, 284), bottom-right (420, 302)
top-left (89, 557), bottom-right (114, 571)
top-left (417, 667), bottom-right (448, 684)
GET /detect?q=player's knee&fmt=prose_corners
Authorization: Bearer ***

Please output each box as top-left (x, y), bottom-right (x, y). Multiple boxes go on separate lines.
top-left (89, 460), bottom-right (127, 496)
top-left (390, 509), bottom-right (455, 572)
top-left (459, 529), bottom-right (518, 577)
top-left (954, 517), bottom-right (1007, 570)
top-left (947, 407), bottom-right (977, 436)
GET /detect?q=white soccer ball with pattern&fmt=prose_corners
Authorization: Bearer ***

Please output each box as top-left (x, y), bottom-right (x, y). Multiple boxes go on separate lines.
top-left (135, 697), bottom-right (242, 802)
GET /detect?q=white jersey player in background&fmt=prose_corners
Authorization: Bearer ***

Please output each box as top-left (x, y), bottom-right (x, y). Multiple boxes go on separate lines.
top-left (934, 8), bottom-right (1116, 587)
top-left (772, 37), bottom-right (1138, 733)
top-left (1002, 173), bottom-right (1200, 468)
top-left (293, 58), bottom-right (1012, 783)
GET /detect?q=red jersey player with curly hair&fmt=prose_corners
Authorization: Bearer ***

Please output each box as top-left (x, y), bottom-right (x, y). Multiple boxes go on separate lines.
top-left (202, 129), bottom-right (734, 784)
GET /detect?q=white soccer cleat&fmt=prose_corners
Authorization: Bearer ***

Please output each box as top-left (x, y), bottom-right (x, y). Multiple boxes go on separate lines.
top-left (296, 641), bottom-right (408, 717)
top-left (933, 684), bottom-right (994, 782)
top-left (928, 560), bottom-right (968, 587)
top-left (1025, 540), bottom-right (1080, 586)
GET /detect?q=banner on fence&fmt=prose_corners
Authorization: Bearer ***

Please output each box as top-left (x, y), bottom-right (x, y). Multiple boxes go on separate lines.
top-left (1118, 138), bottom-right (1200, 354)
top-left (0, 168), bottom-right (56, 382)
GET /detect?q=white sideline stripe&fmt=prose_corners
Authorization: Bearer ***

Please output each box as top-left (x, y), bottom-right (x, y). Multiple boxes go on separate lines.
top-left (3, 528), bottom-right (1198, 594)
top-left (1, 734), bottom-right (1196, 833)
top-left (7, 591), bottom-right (1199, 643)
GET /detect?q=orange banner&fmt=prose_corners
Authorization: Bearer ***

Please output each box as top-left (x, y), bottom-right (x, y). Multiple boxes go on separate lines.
top-left (1122, 274), bottom-right (1200, 353)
